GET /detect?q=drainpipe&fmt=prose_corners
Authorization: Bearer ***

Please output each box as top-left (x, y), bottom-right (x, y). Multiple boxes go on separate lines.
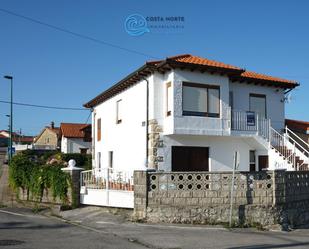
top-left (145, 77), bottom-right (149, 169)
top-left (140, 75), bottom-right (149, 169)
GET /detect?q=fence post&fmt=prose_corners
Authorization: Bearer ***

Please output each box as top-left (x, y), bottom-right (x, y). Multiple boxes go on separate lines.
top-left (133, 170), bottom-right (149, 220)
top-left (106, 168), bottom-right (110, 206)
top-left (61, 159), bottom-right (83, 208)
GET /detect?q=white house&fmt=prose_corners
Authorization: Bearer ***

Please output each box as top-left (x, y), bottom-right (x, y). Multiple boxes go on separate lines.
top-left (60, 123), bottom-right (92, 154)
top-left (84, 54), bottom-right (308, 175)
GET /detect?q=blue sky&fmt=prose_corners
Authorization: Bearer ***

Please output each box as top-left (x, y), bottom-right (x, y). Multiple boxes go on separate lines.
top-left (0, 0), bottom-right (308, 135)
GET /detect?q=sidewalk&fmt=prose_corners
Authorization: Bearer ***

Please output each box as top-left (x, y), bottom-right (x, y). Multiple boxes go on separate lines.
top-left (0, 162), bottom-right (14, 206)
top-left (57, 206), bottom-right (309, 249)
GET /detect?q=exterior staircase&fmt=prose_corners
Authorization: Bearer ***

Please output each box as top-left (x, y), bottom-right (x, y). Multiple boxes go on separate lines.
top-left (270, 127), bottom-right (309, 171)
top-left (230, 109), bottom-right (309, 171)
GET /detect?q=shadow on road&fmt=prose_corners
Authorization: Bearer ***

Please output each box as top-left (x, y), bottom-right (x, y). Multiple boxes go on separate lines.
top-left (228, 242), bottom-right (309, 249)
top-left (0, 221), bottom-right (69, 230)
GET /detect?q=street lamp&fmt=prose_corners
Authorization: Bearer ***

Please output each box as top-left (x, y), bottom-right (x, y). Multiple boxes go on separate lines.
top-left (4, 75), bottom-right (13, 162)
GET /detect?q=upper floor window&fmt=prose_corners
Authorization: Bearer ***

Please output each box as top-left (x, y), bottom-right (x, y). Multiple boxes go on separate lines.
top-left (97, 118), bottom-right (101, 141)
top-left (182, 82), bottom-right (220, 117)
top-left (166, 82), bottom-right (172, 116)
top-left (249, 94), bottom-right (266, 119)
top-left (116, 99), bottom-right (122, 124)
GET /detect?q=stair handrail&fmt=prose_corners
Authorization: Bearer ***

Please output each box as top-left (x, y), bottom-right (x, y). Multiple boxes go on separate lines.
top-left (285, 127), bottom-right (309, 157)
top-left (270, 127), bottom-right (284, 146)
top-left (285, 126), bottom-right (309, 151)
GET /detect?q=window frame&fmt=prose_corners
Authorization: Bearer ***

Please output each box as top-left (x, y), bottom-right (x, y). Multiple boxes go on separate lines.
top-left (108, 151), bottom-right (113, 169)
top-left (116, 99), bottom-right (122, 124)
top-left (97, 118), bottom-right (101, 142)
top-left (249, 150), bottom-right (256, 172)
top-left (166, 82), bottom-right (172, 116)
top-left (182, 82), bottom-right (220, 118)
top-left (249, 93), bottom-right (267, 119)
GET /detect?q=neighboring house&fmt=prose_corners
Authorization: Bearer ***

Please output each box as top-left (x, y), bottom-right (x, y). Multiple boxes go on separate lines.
top-left (84, 54), bottom-right (308, 174)
top-left (286, 119), bottom-right (309, 145)
top-left (0, 130), bottom-right (35, 151)
top-left (0, 134), bottom-right (8, 147)
top-left (60, 123), bottom-right (92, 154)
top-left (34, 122), bottom-right (60, 150)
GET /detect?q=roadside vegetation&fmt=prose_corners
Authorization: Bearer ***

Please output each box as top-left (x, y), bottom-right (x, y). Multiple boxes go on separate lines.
top-left (8, 150), bottom-right (91, 207)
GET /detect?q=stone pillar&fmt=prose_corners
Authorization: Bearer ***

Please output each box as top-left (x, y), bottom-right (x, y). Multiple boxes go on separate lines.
top-left (133, 170), bottom-right (148, 220)
top-left (272, 169), bottom-right (286, 205)
top-left (148, 119), bottom-right (162, 170)
top-left (61, 159), bottom-right (83, 208)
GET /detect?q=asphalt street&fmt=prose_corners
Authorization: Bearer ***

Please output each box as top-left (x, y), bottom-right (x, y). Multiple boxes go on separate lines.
top-left (2, 206), bottom-right (309, 249)
top-left (0, 208), bottom-right (146, 249)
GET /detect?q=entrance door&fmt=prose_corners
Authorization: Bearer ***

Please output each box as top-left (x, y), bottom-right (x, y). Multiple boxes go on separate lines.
top-left (258, 155), bottom-right (269, 171)
top-left (172, 146), bottom-right (209, 171)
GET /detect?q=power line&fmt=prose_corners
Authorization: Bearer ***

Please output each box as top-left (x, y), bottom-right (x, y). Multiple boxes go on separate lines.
top-left (0, 8), bottom-right (159, 59)
top-left (0, 100), bottom-right (88, 111)
top-left (84, 111), bottom-right (92, 124)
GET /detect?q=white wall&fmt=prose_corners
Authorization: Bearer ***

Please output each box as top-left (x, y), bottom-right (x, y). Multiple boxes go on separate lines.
top-left (91, 68), bottom-right (287, 173)
top-left (158, 135), bottom-right (263, 172)
top-left (61, 136), bottom-right (91, 154)
top-left (229, 81), bottom-right (285, 131)
top-left (93, 78), bottom-right (149, 172)
top-left (164, 69), bottom-right (231, 135)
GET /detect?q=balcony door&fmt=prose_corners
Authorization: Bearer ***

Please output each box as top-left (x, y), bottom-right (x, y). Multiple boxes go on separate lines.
top-left (172, 146), bottom-right (209, 171)
top-left (249, 94), bottom-right (266, 119)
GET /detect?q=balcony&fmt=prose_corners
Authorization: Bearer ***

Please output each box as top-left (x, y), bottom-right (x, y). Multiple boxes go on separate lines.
top-left (164, 107), bottom-right (270, 140)
top-left (231, 110), bottom-right (270, 140)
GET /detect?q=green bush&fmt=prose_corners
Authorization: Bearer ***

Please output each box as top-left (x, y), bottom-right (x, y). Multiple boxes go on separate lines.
top-left (9, 154), bottom-right (70, 204)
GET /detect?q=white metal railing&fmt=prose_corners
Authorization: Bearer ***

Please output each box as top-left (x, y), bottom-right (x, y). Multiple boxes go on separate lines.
top-left (285, 127), bottom-right (309, 170)
top-left (285, 127), bottom-right (309, 154)
top-left (80, 168), bottom-right (134, 191)
top-left (231, 110), bottom-right (270, 140)
top-left (270, 127), bottom-right (309, 170)
top-left (270, 127), bottom-right (296, 168)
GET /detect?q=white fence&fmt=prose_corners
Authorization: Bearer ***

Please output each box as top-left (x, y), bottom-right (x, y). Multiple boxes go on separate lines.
top-left (80, 168), bottom-right (134, 208)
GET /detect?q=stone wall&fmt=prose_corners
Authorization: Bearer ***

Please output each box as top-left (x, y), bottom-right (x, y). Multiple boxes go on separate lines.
top-left (17, 168), bottom-right (81, 208)
top-left (148, 119), bottom-right (163, 170)
top-left (133, 170), bottom-right (309, 228)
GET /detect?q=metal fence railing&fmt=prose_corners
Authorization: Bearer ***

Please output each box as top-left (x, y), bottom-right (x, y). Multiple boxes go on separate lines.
top-left (80, 168), bottom-right (134, 191)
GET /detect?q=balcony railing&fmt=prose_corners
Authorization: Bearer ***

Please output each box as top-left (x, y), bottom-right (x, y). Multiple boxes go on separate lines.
top-left (231, 110), bottom-right (270, 141)
top-left (80, 168), bottom-right (134, 191)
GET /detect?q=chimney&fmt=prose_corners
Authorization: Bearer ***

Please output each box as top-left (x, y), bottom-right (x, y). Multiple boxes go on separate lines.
top-left (51, 121), bottom-right (55, 129)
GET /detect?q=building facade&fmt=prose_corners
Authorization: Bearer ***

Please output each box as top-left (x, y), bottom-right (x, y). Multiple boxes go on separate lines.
top-left (34, 122), bottom-right (60, 150)
top-left (60, 123), bottom-right (92, 154)
top-left (84, 54), bottom-right (308, 174)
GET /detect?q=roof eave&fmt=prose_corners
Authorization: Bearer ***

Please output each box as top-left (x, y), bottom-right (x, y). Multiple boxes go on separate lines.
top-left (230, 76), bottom-right (299, 89)
top-left (163, 60), bottom-right (245, 75)
top-left (83, 64), bottom-right (154, 108)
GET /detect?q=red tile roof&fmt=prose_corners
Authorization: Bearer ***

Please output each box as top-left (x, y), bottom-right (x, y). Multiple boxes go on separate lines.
top-left (286, 119), bottom-right (309, 132)
top-left (60, 123), bottom-right (91, 138)
top-left (84, 54), bottom-right (299, 108)
top-left (239, 71), bottom-right (297, 86)
top-left (167, 54), bottom-right (243, 70)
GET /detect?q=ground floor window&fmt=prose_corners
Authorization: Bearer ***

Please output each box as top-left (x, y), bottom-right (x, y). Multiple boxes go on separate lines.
top-left (97, 152), bottom-right (101, 169)
top-left (172, 146), bottom-right (209, 171)
top-left (108, 151), bottom-right (113, 168)
top-left (80, 148), bottom-right (88, 154)
top-left (249, 150), bottom-right (256, 171)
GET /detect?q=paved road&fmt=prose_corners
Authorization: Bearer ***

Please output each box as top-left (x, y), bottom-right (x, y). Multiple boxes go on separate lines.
top-left (0, 208), bottom-right (146, 249)
top-left (2, 207), bottom-right (309, 249)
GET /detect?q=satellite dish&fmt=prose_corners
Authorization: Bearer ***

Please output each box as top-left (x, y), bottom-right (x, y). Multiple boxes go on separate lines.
top-left (281, 93), bottom-right (292, 103)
